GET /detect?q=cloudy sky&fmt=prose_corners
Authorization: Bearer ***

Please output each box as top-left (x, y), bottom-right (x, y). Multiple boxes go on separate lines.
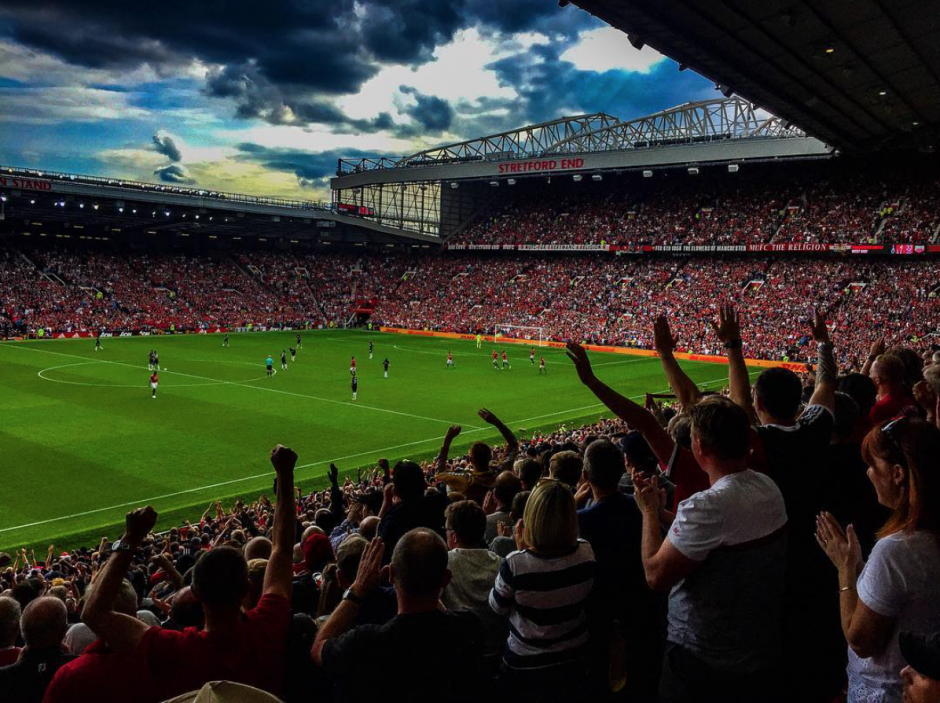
top-left (0, 1), bottom-right (716, 200)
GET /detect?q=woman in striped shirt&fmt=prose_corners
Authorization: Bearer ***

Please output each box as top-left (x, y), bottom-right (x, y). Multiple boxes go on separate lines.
top-left (489, 479), bottom-right (597, 701)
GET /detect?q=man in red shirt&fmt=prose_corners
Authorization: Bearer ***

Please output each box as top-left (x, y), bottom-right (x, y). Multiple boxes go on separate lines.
top-left (868, 353), bottom-right (917, 425)
top-left (81, 444), bottom-right (298, 701)
top-left (43, 581), bottom-right (152, 703)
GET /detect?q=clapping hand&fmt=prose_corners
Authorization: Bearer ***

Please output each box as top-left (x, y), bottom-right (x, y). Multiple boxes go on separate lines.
top-left (815, 512), bottom-right (862, 575)
top-left (633, 471), bottom-right (665, 516)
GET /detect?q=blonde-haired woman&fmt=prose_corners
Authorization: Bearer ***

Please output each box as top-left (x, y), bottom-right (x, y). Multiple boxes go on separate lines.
top-left (489, 479), bottom-right (596, 701)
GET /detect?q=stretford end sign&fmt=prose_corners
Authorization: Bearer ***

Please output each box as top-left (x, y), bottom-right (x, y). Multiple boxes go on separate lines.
top-left (497, 158), bottom-right (585, 174)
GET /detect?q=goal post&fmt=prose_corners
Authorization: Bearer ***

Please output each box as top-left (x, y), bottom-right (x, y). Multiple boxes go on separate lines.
top-left (494, 324), bottom-right (545, 347)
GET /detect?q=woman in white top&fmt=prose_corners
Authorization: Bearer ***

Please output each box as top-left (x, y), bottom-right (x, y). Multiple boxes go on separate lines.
top-left (817, 418), bottom-right (940, 703)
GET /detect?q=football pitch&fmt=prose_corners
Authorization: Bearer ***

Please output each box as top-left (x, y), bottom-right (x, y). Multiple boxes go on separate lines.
top-left (0, 330), bottom-right (742, 551)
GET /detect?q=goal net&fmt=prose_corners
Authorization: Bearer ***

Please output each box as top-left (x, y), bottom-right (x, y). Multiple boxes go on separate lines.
top-left (494, 324), bottom-right (545, 347)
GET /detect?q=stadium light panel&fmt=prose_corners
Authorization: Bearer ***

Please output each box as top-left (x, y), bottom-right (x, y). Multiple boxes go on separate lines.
top-left (688, 167), bottom-right (700, 175)
top-left (450, 182), bottom-right (459, 189)
top-left (0, 195), bottom-right (6, 202)
top-left (507, 178), bottom-right (516, 185)
top-left (643, 170), bottom-right (653, 178)
top-left (93, 204), bottom-right (98, 210)
top-left (591, 174), bottom-right (602, 181)
top-left (489, 180), bottom-right (499, 187)
top-left (30, 199), bottom-right (35, 204)
top-left (573, 175), bottom-right (582, 182)
top-left (728, 164), bottom-right (739, 173)
top-left (118, 207), bottom-right (124, 213)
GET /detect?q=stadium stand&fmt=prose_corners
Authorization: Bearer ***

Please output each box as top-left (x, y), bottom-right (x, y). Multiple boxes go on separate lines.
top-left (2, 242), bottom-right (936, 366)
top-left (452, 160), bottom-right (940, 247)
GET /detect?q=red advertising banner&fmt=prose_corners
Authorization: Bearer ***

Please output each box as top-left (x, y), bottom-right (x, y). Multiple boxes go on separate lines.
top-left (0, 176), bottom-right (52, 191)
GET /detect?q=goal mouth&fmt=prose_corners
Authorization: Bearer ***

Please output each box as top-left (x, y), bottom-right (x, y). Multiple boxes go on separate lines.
top-left (493, 324), bottom-right (545, 347)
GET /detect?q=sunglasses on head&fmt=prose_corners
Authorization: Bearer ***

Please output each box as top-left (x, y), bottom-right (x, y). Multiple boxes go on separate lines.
top-left (880, 417), bottom-right (909, 470)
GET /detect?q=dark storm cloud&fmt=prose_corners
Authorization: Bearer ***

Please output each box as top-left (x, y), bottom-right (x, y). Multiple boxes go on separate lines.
top-left (0, 0), bottom-right (705, 139)
top-left (399, 87), bottom-right (454, 132)
top-left (153, 163), bottom-right (194, 184)
top-left (234, 144), bottom-right (386, 189)
top-left (151, 132), bottom-right (182, 162)
top-left (486, 43), bottom-right (715, 128)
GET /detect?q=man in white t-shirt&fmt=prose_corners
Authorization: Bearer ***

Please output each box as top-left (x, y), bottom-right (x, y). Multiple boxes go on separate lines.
top-left (633, 396), bottom-right (788, 703)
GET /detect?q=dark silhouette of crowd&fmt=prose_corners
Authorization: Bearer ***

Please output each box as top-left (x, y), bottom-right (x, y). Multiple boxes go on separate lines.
top-left (3, 304), bottom-right (940, 703)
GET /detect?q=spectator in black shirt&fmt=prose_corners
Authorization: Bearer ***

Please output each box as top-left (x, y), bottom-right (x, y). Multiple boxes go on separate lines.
top-left (577, 438), bottom-right (662, 702)
top-left (377, 461), bottom-right (446, 561)
top-left (312, 530), bottom-right (484, 702)
top-left (719, 305), bottom-right (842, 703)
top-left (821, 391), bottom-right (891, 557)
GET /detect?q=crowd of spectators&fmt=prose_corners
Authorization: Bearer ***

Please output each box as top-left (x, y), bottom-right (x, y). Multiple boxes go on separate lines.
top-left (3, 306), bottom-right (940, 702)
top-left (2, 243), bottom-right (936, 366)
top-left (454, 161), bottom-right (940, 247)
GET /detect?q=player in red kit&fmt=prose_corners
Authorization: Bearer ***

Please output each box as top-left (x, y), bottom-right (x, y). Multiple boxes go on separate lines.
top-left (150, 371), bottom-right (159, 399)
top-left (446, 351), bottom-right (455, 370)
top-left (530, 347), bottom-right (535, 365)
top-left (502, 350), bottom-right (511, 370)
top-left (539, 356), bottom-right (546, 375)
top-left (349, 356), bottom-right (356, 376)
top-left (492, 349), bottom-right (500, 370)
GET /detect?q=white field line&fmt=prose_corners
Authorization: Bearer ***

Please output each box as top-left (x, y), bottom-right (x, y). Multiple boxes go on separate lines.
top-left (2, 344), bottom-right (479, 430)
top-left (390, 342), bottom-right (657, 369)
top-left (0, 370), bottom-right (760, 537)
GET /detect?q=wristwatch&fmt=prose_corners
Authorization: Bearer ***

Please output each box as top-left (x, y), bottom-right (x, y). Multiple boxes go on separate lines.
top-left (342, 587), bottom-right (365, 605)
top-left (110, 539), bottom-right (135, 553)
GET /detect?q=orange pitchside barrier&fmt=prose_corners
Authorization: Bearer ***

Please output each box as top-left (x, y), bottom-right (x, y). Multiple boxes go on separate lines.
top-left (377, 326), bottom-right (806, 373)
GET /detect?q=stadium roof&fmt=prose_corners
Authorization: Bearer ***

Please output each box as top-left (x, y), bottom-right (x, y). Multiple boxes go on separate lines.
top-left (569, 0), bottom-right (940, 152)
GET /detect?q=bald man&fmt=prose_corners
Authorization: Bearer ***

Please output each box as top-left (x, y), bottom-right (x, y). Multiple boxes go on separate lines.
top-left (358, 516), bottom-right (380, 542)
top-left (0, 597), bottom-right (21, 667)
top-left (312, 529), bottom-right (484, 701)
top-left (244, 536), bottom-right (272, 561)
top-left (0, 597), bottom-right (74, 703)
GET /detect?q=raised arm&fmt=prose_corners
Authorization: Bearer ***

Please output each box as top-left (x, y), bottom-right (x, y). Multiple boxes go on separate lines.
top-left (435, 425), bottom-right (462, 474)
top-left (653, 316), bottom-right (702, 409)
top-left (566, 343), bottom-right (675, 464)
top-left (82, 507), bottom-right (157, 651)
top-left (710, 304), bottom-right (755, 420)
top-left (479, 408), bottom-right (518, 470)
top-left (311, 537), bottom-right (385, 666)
top-left (806, 309), bottom-right (836, 414)
top-left (861, 338), bottom-right (885, 378)
top-left (264, 444), bottom-right (297, 600)
top-left (327, 463), bottom-right (346, 522)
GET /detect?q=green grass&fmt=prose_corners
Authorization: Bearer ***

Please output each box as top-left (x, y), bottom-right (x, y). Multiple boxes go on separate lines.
top-left (0, 329), bottom-right (739, 552)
